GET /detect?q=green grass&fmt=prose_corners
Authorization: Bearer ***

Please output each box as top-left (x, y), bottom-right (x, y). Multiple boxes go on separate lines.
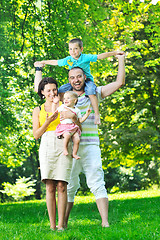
top-left (0, 189), bottom-right (160, 240)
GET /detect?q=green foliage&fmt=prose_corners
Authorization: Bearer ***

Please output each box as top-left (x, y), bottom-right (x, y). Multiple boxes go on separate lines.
top-left (0, 0), bottom-right (160, 198)
top-left (0, 177), bottom-right (36, 201)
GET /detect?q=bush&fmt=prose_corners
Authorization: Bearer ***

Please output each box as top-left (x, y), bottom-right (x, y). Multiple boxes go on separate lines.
top-left (0, 176), bottom-right (36, 201)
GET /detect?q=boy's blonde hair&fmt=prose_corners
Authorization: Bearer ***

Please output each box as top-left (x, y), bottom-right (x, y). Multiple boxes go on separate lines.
top-left (69, 38), bottom-right (83, 48)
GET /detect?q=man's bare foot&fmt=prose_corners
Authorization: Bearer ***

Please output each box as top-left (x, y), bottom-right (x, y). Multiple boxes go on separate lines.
top-left (72, 154), bottom-right (80, 160)
top-left (63, 149), bottom-right (69, 156)
top-left (63, 223), bottom-right (67, 229)
top-left (94, 114), bottom-right (101, 125)
top-left (102, 223), bottom-right (109, 228)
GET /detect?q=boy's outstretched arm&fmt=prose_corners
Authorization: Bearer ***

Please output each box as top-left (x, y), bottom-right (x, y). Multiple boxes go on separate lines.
top-left (40, 60), bottom-right (58, 66)
top-left (97, 50), bottom-right (124, 60)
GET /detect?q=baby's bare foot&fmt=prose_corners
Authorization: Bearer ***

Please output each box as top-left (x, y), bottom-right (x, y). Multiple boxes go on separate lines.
top-left (73, 154), bottom-right (80, 160)
top-left (63, 149), bottom-right (69, 156)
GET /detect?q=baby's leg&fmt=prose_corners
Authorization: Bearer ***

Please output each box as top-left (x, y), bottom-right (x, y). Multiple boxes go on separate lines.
top-left (63, 132), bottom-right (72, 156)
top-left (89, 95), bottom-right (100, 125)
top-left (72, 132), bottom-right (80, 160)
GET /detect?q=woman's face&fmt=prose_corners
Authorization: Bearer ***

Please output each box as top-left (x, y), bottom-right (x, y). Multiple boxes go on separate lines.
top-left (41, 83), bottom-right (58, 101)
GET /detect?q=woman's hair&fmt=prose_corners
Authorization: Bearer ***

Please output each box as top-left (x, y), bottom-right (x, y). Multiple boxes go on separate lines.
top-left (64, 91), bottom-right (78, 105)
top-left (38, 77), bottom-right (58, 100)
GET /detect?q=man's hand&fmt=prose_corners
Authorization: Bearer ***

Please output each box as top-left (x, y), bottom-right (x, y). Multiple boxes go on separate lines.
top-left (60, 109), bottom-right (76, 122)
top-left (115, 53), bottom-right (125, 59)
top-left (113, 51), bottom-right (125, 56)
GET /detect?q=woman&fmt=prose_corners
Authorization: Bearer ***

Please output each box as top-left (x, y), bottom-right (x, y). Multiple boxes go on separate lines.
top-left (32, 77), bottom-right (73, 231)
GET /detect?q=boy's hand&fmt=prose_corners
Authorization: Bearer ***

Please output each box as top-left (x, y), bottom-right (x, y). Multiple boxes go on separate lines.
top-left (39, 61), bottom-right (46, 65)
top-left (34, 61), bottom-right (45, 67)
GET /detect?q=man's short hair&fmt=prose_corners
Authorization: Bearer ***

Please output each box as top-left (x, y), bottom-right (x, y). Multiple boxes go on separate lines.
top-left (69, 66), bottom-right (85, 75)
top-left (69, 38), bottom-right (83, 48)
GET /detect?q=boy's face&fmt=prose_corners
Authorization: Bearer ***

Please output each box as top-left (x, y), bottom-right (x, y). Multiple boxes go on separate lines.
top-left (69, 43), bottom-right (83, 60)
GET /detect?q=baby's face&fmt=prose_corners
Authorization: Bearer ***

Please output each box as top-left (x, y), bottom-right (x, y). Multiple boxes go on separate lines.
top-left (64, 93), bottom-right (76, 108)
top-left (69, 43), bottom-right (83, 60)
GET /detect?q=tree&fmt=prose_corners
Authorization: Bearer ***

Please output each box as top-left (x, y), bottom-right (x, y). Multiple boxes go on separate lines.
top-left (0, 0), bottom-right (159, 199)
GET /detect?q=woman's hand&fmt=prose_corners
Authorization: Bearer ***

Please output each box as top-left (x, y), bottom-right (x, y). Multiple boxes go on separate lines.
top-left (46, 111), bottom-right (58, 124)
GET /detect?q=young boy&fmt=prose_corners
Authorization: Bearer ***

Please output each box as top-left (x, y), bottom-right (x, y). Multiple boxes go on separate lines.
top-left (40, 38), bottom-right (123, 124)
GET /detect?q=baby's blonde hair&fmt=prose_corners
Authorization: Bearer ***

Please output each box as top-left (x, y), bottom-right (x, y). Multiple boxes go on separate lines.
top-left (64, 91), bottom-right (78, 104)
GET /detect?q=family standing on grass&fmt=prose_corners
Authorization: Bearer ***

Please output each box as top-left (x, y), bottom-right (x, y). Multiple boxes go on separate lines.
top-left (32, 38), bottom-right (125, 231)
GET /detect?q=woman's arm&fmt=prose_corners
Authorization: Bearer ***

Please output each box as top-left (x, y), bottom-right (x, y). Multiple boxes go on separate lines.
top-left (32, 107), bottom-right (58, 140)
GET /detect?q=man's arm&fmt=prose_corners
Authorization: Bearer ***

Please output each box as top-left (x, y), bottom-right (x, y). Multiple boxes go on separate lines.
top-left (34, 61), bottom-right (44, 92)
top-left (101, 54), bottom-right (125, 98)
top-left (97, 50), bottom-right (124, 60)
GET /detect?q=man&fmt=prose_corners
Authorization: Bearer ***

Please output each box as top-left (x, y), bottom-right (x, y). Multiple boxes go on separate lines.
top-left (34, 53), bottom-right (125, 227)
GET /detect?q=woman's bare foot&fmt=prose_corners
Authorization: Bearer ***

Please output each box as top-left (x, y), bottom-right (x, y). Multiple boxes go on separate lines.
top-left (50, 225), bottom-right (56, 231)
top-left (57, 227), bottom-right (64, 232)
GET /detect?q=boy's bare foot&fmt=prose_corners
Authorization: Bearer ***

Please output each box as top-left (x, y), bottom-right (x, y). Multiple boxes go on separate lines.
top-left (94, 115), bottom-right (101, 125)
top-left (72, 154), bottom-right (80, 160)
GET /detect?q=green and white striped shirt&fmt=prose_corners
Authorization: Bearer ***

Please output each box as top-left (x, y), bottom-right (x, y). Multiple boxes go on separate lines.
top-left (77, 87), bottom-right (103, 145)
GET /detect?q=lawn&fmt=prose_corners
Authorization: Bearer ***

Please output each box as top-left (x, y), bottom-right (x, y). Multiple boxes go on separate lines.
top-left (0, 189), bottom-right (160, 240)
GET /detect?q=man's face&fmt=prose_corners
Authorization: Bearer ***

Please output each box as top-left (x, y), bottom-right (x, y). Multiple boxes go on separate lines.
top-left (69, 68), bottom-right (86, 92)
